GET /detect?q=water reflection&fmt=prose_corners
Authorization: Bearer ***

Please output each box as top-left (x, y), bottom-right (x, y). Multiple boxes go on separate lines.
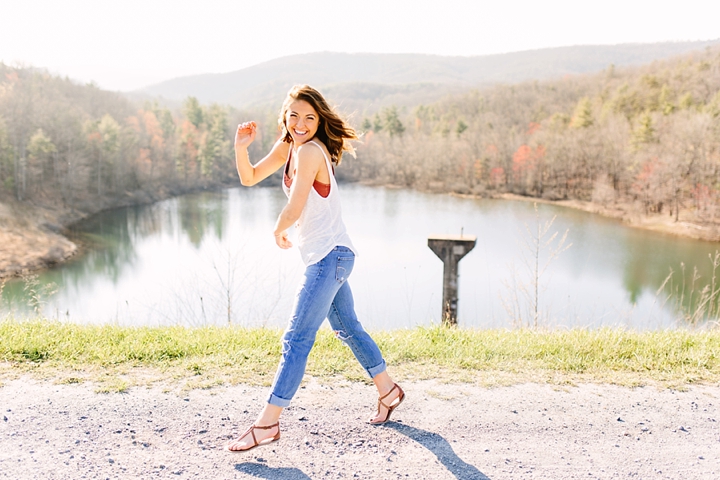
top-left (177, 193), bottom-right (228, 247)
top-left (1, 185), bottom-right (718, 329)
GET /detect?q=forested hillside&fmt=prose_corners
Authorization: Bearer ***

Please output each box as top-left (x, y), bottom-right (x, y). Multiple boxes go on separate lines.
top-left (0, 65), bottom-right (271, 218)
top-left (348, 47), bottom-right (720, 236)
top-left (137, 41), bottom-right (720, 113)
top-left (1, 44), bottom-right (719, 248)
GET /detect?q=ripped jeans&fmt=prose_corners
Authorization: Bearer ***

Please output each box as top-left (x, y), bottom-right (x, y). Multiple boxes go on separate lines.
top-left (267, 246), bottom-right (387, 407)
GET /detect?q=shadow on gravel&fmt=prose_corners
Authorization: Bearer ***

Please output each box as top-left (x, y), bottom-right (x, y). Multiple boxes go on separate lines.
top-left (234, 462), bottom-right (311, 479)
top-left (386, 422), bottom-right (491, 480)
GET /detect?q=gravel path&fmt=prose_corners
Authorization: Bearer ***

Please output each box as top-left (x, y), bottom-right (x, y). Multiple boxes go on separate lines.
top-left (1, 377), bottom-right (718, 479)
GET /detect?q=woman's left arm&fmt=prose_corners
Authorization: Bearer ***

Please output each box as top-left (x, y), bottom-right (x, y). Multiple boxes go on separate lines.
top-left (272, 145), bottom-right (324, 249)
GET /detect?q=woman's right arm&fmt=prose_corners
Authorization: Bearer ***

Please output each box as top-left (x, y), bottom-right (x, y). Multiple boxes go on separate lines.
top-left (235, 122), bottom-right (289, 186)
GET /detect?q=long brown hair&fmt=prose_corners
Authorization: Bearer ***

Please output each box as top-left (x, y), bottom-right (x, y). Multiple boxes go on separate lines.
top-left (278, 85), bottom-right (358, 166)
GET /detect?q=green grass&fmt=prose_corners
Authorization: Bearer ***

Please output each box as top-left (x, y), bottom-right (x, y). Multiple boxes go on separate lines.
top-left (1, 320), bottom-right (719, 390)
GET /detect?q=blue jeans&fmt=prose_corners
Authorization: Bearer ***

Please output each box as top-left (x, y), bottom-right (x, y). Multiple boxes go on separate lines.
top-left (267, 246), bottom-right (387, 407)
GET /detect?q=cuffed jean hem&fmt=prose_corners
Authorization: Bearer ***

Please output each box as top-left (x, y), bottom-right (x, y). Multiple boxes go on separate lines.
top-left (267, 360), bottom-right (387, 407)
top-left (367, 360), bottom-right (387, 379)
top-left (267, 393), bottom-right (293, 408)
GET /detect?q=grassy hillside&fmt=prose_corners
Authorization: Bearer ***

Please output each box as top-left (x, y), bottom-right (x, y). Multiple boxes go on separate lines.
top-left (137, 41), bottom-right (720, 112)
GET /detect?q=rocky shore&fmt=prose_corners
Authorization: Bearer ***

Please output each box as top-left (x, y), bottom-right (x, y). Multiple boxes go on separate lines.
top-left (0, 201), bottom-right (78, 280)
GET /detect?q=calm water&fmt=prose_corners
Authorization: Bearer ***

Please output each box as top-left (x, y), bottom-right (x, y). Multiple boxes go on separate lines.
top-left (2, 184), bottom-right (719, 329)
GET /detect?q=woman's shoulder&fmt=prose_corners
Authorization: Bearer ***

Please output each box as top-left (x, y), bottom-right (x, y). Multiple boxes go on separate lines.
top-left (297, 140), bottom-right (329, 161)
top-left (272, 138), bottom-right (292, 155)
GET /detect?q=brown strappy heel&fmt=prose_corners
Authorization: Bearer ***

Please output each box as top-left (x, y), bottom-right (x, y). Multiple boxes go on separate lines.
top-left (369, 383), bottom-right (405, 425)
top-left (226, 422), bottom-right (280, 452)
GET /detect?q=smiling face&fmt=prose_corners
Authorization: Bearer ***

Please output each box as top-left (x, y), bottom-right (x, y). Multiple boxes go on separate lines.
top-left (285, 100), bottom-right (320, 146)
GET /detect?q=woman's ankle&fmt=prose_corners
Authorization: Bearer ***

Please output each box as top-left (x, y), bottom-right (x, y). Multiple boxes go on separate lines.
top-left (372, 371), bottom-right (396, 395)
top-left (255, 404), bottom-right (284, 426)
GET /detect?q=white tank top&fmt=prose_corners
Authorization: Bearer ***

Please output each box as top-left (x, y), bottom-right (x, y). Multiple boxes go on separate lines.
top-left (282, 140), bottom-right (357, 265)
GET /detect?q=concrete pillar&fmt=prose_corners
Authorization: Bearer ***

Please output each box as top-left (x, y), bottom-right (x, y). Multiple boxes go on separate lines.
top-left (427, 234), bottom-right (477, 326)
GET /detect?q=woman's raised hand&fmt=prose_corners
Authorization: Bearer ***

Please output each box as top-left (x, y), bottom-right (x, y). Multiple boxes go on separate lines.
top-left (235, 121), bottom-right (257, 148)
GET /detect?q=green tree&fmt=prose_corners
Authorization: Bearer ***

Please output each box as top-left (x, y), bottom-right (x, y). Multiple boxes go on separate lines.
top-left (199, 105), bottom-right (230, 178)
top-left (98, 115), bottom-right (120, 150)
top-left (27, 128), bottom-right (57, 192)
top-left (706, 91), bottom-right (720, 118)
top-left (0, 117), bottom-right (15, 192)
top-left (361, 118), bottom-right (372, 132)
top-left (632, 112), bottom-right (655, 149)
top-left (659, 84), bottom-right (675, 115)
top-left (548, 112), bottom-right (570, 131)
top-left (85, 115), bottom-right (120, 196)
top-left (153, 106), bottom-right (177, 180)
top-left (155, 106), bottom-right (176, 139)
top-left (184, 97), bottom-right (204, 128)
top-left (383, 106), bottom-right (405, 138)
top-left (372, 113), bottom-right (383, 133)
top-left (571, 97), bottom-right (593, 128)
top-left (679, 93), bottom-right (694, 110)
top-left (456, 119), bottom-right (468, 136)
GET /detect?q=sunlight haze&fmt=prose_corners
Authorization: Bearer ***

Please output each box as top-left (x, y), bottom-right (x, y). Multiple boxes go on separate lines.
top-left (2, 0), bottom-right (720, 91)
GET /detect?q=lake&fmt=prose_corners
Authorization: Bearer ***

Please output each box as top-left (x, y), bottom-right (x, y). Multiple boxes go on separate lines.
top-left (2, 184), bottom-right (718, 329)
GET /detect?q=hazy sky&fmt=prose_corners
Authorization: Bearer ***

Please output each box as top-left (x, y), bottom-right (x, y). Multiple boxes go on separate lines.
top-left (2, 0), bottom-right (719, 92)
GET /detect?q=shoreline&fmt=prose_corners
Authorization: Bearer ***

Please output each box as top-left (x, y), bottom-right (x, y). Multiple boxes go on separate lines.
top-left (364, 180), bottom-right (720, 242)
top-left (0, 181), bottom-right (239, 281)
top-left (1, 185), bottom-right (718, 280)
top-left (477, 191), bottom-right (719, 243)
top-left (0, 200), bottom-right (79, 280)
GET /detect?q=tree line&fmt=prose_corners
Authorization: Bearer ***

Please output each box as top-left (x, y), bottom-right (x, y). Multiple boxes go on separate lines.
top-left (347, 47), bottom-right (720, 229)
top-left (2, 46), bottom-right (719, 232)
top-left (0, 65), bottom-right (275, 216)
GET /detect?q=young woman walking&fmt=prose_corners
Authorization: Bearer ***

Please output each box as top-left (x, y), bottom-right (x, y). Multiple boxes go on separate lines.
top-left (226, 85), bottom-right (404, 452)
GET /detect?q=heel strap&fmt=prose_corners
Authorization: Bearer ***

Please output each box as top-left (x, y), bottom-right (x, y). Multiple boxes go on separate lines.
top-left (378, 384), bottom-right (400, 408)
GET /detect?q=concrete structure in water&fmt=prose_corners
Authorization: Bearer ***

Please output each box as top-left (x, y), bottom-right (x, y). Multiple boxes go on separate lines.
top-left (427, 234), bottom-right (477, 326)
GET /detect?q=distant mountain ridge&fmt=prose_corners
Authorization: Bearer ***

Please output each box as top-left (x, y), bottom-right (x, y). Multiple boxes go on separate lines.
top-left (136, 40), bottom-right (720, 113)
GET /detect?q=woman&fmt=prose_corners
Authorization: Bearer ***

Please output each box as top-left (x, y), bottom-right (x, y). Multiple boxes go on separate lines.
top-left (227, 85), bottom-right (404, 452)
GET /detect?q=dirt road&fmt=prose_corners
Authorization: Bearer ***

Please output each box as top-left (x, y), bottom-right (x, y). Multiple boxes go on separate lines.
top-left (0, 377), bottom-right (717, 479)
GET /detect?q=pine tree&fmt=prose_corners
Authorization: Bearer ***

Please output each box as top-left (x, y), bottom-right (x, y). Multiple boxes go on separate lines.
top-left (184, 97), bottom-right (204, 128)
top-left (631, 112), bottom-right (655, 150)
top-left (383, 106), bottom-right (405, 138)
top-left (679, 93), bottom-right (694, 110)
top-left (0, 118), bottom-right (14, 192)
top-left (659, 84), bottom-right (675, 115)
top-left (706, 91), bottom-right (720, 118)
top-left (372, 113), bottom-right (383, 133)
top-left (361, 118), bottom-right (372, 132)
top-left (571, 97), bottom-right (593, 128)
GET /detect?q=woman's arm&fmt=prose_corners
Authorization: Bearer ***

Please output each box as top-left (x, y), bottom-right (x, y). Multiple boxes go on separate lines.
top-left (234, 122), bottom-right (289, 186)
top-left (272, 143), bottom-right (324, 249)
